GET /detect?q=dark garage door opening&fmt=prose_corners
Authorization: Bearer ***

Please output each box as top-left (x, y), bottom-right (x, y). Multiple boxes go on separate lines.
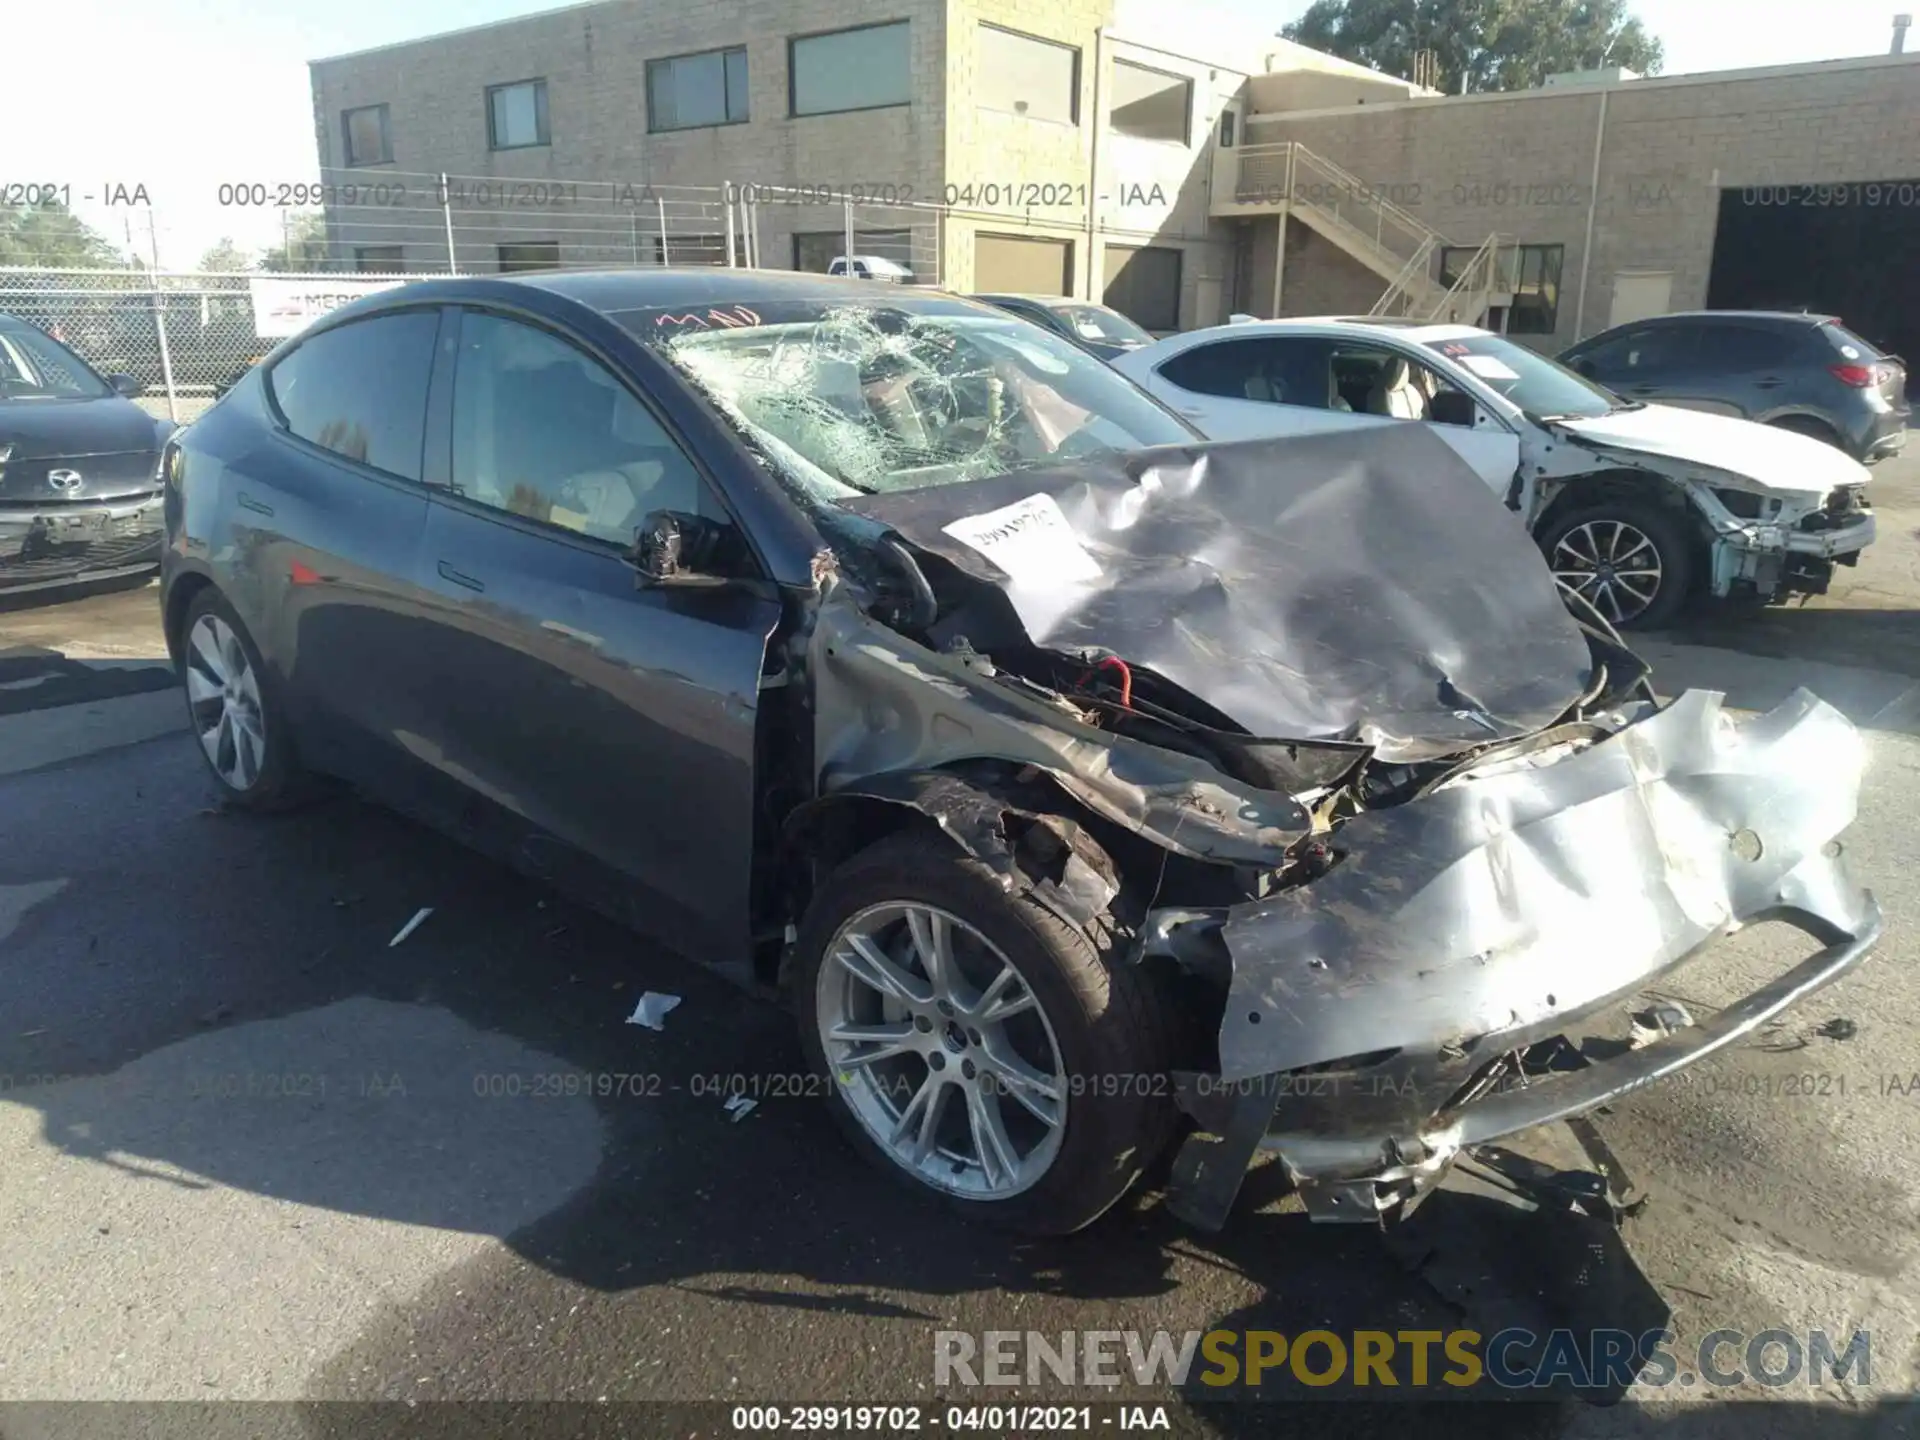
top-left (1709, 183), bottom-right (1920, 394)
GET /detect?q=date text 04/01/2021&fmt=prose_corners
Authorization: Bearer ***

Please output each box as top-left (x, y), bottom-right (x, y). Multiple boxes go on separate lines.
top-left (727, 1404), bottom-right (1171, 1431)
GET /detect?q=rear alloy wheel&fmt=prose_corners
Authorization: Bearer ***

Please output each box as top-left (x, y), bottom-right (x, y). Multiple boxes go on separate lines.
top-left (179, 589), bottom-right (309, 809)
top-left (1540, 501), bottom-right (1693, 630)
top-left (795, 829), bottom-right (1177, 1234)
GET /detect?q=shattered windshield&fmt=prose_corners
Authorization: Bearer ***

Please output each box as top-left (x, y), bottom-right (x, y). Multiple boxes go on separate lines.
top-left (1422, 333), bottom-right (1617, 421)
top-left (621, 301), bottom-right (1193, 504)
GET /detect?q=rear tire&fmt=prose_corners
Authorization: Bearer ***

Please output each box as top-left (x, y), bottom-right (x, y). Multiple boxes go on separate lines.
top-left (794, 828), bottom-right (1178, 1235)
top-left (1768, 414), bottom-right (1846, 451)
top-left (1538, 500), bottom-right (1694, 631)
top-left (178, 588), bottom-right (312, 810)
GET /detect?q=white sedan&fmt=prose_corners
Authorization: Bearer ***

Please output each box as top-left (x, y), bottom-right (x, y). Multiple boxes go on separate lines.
top-left (1112, 317), bottom-right (1876, 628)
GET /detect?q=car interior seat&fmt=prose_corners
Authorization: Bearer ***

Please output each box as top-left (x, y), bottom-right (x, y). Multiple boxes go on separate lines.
top-left (1367, 356), bottom-right (1428, 419)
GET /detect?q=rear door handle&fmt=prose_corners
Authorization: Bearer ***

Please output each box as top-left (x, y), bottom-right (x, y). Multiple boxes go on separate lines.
top-left (437, 559), bottom-right (486, 593)
top-left (236, 491), bottom-right (274, 516)
top-left (1754, 377), bottom-right (1786, 389)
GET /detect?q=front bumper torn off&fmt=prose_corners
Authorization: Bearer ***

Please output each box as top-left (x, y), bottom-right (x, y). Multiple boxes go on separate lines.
top-left (1149, 688), bottom-right (1881, 1228)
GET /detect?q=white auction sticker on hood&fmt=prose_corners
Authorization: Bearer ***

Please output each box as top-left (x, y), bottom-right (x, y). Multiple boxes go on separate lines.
top-left (942, 493), bottom-right (1102, 585)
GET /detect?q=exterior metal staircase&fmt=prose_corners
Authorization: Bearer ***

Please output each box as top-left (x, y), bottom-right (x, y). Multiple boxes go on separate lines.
top-left (1214, 140), bottom-right (1510, 325)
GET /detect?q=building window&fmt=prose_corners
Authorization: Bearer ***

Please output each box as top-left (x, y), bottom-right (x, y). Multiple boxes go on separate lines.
top-left (647, 48), bottom-right (749, 132)
top-left (977, 25), bottom-right (1077, 125)
top-left (354, 245), bottom-right (404, 272)
top-left (487, 79), bottom-right (549, 150)
top-left (793, 230), bottom-right (912, 273)
top-left (497, 242), bottom-right (560, 273)
top-left (1218, 110), bottom-right (1236, 147)
top-left (1442, 243), bottom-right (1564, 334)
top-left (342, 104), bottom-right (392, 166)
top-left (1103, 244), bottom-right (1181, 331)
top-left (790, 21), bottom-right (911, 117)
top-left (1109, 60), bottom-right (1189, 145)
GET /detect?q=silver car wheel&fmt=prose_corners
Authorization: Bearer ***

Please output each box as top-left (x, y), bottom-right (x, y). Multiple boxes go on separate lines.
top-left (817, 901), bottom-right (1068, 1200)
top-left (184, 613), bottom-right (267, 792)
top-left (1552, 519), bottom-right (1664, 625)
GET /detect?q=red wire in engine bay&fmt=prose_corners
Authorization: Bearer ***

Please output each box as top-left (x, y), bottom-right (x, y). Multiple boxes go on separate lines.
top-left (1090, 656), bottom-right (1133, 709)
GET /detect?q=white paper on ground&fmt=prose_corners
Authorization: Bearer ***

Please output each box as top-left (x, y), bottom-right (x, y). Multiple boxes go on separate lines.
top-left (940, 493), bottom-right (1101, 585)
top-left (723, 1094), bottom-right (758, 1121)
top-left (388, 907), bottom-right (434, 947)
top-left (625, 991), bottom-right (683, 1031)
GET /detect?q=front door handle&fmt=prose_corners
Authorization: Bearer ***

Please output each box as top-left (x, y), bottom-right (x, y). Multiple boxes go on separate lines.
top-left (437, 559), bottom-right (486, 593)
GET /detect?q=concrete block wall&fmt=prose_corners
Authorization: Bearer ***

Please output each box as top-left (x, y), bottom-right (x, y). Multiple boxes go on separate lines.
top-left (309, 0), bottom-right (946, 272)
top-left (1245, 53), bottom-right (1920, 350)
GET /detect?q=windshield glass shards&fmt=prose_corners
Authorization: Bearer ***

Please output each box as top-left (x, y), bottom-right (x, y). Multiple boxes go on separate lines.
top-left (621, 301), bottom-right (1191, 504)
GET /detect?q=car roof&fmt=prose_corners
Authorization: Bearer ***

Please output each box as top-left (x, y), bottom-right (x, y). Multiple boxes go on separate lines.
top-left (1198, 317), bottom-right (1492, 344)
top-left (335, 267), bottom-right (980, 318)
top-left (1606, 309), bottom-right (1838, 327)
top-left (974, 293), bottom-right (1092, 307)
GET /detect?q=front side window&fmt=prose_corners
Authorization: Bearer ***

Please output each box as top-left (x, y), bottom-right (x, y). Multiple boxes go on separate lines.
top-left (0, 325), bottom-right (111, 400)
top-left (488, 79), bottom-right (550, 149)
top-left (342, 104), bottom-right (392, 166)
top-left (1109, 60), bottom-right (1190, 144)
top-left (1573, 324), bottom-right (1690, 376)
top-left (1424, 333), bottom-right (1618, 420)
top-left (450, 312), bottom-right (707, 545)
top-left (267, 310), bottom-right (439, 480)
top-left (647, 48), bottom-right (749, 132)
top-left (977, 25), bottom-right (1077, 125)
top-left (625, 301), bottom-right (1193, 502)
top-left (790, 22), bottom-right (911, 117)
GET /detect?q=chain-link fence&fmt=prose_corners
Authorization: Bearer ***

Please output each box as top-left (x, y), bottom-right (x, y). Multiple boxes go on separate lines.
top-left (0, 173), bottom-right (1084, 422)
top-left (0, 267), bottom-right (423, 424)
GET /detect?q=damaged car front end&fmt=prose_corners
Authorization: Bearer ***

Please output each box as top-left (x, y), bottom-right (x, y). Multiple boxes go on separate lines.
top-left (644, 297), bottom-right (1880, 1234)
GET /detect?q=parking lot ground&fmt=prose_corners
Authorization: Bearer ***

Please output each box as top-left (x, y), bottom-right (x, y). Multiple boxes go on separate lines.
top-left (2, 452), bottom-right (1919, 1433)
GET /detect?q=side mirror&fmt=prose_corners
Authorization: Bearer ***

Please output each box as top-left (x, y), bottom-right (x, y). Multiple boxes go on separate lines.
top-left (108, 373), bottom-right (145, 398)
top-left (629, 509), bottom-right (733, 588)
top-left (1572, 357), bottom-right (1597, 377)
top-left (1429, 390), bottom-right (1478, 428)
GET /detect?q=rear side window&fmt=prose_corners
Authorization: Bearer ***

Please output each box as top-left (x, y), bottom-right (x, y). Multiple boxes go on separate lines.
top-left (1159, 337), bottom-right (1333, 407)
top-left (266, 311), bottom-right (440, 482)
top-left (1819, 323), bottom-right (1886, 362)
top-left (1691, 322), bottom-right (1801, 371)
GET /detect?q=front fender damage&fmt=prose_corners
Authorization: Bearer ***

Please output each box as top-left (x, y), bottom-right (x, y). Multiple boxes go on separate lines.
top-left (1149, 687), bottom-right (1881, 1228)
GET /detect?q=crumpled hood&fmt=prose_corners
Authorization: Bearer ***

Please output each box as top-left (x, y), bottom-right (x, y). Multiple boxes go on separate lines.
top-left (846, 424), bottom-right (1597, 764)
top-left (1556, 402), bottom-right (1868, 499)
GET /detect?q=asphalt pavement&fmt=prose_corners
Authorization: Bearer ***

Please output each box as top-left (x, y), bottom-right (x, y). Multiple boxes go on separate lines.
top-left (3, 453), bottom-right (1920, 1436)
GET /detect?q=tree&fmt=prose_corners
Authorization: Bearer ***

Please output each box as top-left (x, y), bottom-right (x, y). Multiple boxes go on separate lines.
top-left (0, 202), bottom-right (128, 268)
top-left (259, 211), bottom-right (331, 272)
top-left (197, 236), bottom-right (253, 272)
top-left (1284, 0), bottom-right (1664, 95)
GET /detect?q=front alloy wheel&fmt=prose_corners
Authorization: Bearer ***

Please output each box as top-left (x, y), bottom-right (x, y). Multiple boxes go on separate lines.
top-left (818, 901), bottom-right (1067, 1198)
top-left (185, 612), bottom-right (268, 791)
top-left (1540, 501), bottom-right (1693, 630)
top-left (795, 829), bottom-right (1177, 1234)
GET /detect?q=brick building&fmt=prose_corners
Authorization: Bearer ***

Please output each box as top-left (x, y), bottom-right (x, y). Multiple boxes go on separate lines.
top-left (310, 5), bottom-right (1920, 355)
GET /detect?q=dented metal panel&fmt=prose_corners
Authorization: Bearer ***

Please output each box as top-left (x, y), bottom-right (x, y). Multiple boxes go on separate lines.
top-left (845, 424), bottom-right (1595, 764)
top-left (1202, 686), bottom-right (1869, 1082)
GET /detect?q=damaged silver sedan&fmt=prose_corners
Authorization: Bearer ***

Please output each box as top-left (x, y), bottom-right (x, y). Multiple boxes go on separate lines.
top-left (160, 274), bottom-right (1881, 1237)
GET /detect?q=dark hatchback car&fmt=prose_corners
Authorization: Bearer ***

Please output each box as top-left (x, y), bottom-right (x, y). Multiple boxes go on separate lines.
top-left (1559, 310), bottom-right (1910, 464)
top-left (0, 315), bottom-right (174, 594)
top-left (971, 294), bottom-right (1154, 362)
top-left (158, 271), bottom-right (1878, 1236)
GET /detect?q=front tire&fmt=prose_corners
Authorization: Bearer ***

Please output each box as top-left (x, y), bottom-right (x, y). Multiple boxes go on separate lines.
top-left (178, 588), bottom-right (309, 810)
top-left (794, 829), bottom-right (1177, 1235)
top-left (1539, 500), bottom-right (1694, 630)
